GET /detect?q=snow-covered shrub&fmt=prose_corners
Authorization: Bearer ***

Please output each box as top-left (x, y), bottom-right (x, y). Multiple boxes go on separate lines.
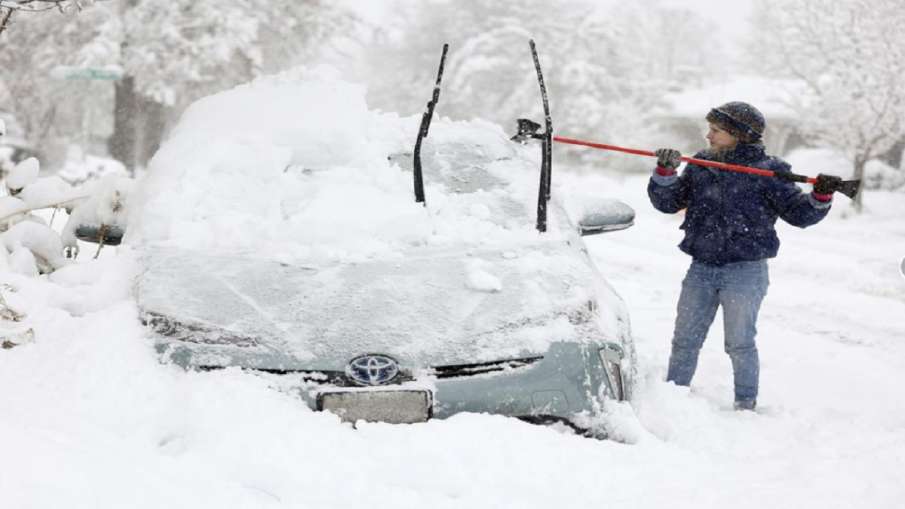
top-left (57, 153), bottom-right (129, 186)
top-left (61, 175), bottom-right (134, 251)
top-left (5, 157), bottom-right (39, 193)
top-left (0, 158), bottom-right (87, 232)
top-left (0, 155), bottom-right (134, 277)
top-left (17, 175), bottom-right (74, 208)
top-left (2, 222), bottom-right (69, 274)
top-left (0, 195), bottom-right (30, 229)
top-left (863, 160), bottom-right (905, 191)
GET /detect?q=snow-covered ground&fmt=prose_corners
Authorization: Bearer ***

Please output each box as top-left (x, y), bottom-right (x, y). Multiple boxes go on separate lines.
top-left (2, 69), bottom-right (903, 507)
top-left (1, 169), bottom-right (902, 508)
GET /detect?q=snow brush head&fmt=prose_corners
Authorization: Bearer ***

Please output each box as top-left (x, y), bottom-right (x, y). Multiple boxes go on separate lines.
top-left (706, 101), bottom-right (765, 144)
top-left (511, 118), bottom-right (543, 143)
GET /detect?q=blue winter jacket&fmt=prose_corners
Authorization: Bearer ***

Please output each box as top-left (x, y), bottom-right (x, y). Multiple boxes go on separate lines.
top-left (647, 143), bottom-right (831, 266)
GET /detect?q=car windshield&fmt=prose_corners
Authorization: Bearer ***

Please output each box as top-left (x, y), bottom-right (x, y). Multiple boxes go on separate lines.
top-left (128, 70), bottom-right (573, 265)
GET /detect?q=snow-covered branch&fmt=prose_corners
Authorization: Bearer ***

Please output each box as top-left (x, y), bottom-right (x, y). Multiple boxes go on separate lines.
top-left (0, 0), bottom-right (100, 36)
top-left (0, 1), bottom-right (90, 12)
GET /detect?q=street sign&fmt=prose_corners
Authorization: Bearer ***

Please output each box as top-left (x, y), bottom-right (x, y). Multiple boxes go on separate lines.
top-left (51, 66), bottom-right (123, 81)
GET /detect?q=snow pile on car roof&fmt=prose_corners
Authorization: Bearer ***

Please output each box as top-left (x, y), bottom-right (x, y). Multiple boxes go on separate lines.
top-left (129, 66), bottom-right (555, 262)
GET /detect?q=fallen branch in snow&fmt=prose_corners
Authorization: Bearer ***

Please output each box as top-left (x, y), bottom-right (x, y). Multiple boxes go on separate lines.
top-left (92, 224), bottom-right (108, 259)
top-left (0, 192), bottom-right (89, 224)
top-left (0, 158), bottom-right (90, 225)
top-left (0, 285), bottom-right (32, 349)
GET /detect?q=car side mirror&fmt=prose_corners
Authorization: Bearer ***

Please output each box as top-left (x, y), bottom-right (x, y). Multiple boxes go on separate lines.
top-left (74, 224), bottom-right (125, 246)
top-left (578, 199), bottom-right (635, 236)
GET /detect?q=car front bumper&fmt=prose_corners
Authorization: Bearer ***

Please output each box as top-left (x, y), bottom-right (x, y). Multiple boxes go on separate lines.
top-left (296, 342), bottom-right (624, 426)
top-left (158, 340), bottom-right (629, 427)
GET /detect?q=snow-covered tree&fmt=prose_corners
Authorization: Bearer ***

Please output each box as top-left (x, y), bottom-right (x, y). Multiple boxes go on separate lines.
top-left (0, 5), bottom-right (99, 167)
top-left (0, 154), bottom-right (90, 275)
top-left (1, 1), bottom-right (354, 171)
top-left (86, 0), bottom-right (355, 171)
top-left (0, 0), bottom-right (95, 36)
top-left (751, 0), bottom-right (905, 211)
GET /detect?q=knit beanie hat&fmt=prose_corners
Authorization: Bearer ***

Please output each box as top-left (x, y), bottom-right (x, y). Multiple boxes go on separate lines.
top-left (705, 101), bottom-right (765, 144)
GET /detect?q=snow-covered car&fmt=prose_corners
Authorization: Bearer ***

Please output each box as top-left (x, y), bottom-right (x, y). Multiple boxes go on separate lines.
top-left (79, 70), bottom-right (637, 431)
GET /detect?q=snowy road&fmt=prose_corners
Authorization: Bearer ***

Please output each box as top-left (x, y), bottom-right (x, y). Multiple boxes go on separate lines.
top-left (1, 172), bottom-right (904, 509)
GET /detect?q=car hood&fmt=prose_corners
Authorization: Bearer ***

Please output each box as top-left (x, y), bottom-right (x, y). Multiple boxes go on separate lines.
top-left (137, 245), bottom-right (604, 370)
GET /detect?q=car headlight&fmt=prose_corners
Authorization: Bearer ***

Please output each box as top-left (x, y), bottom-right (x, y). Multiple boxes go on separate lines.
top-left (142, 311), bottom-right (260, 347)
top-left (598, 343), bottom-right (625, 400)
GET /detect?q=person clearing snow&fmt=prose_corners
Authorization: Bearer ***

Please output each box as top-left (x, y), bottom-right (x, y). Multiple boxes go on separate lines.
top-left (647, 102), bottom-right (840, 411)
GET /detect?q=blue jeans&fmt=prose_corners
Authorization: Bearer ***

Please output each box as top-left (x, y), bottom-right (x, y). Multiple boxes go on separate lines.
top-left (666, 260), bottom-right (769, 403)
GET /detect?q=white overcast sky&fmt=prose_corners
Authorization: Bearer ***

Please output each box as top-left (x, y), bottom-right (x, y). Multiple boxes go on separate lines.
top-left (348, 0), bottom-right (756, 55)
top-left (661, 0), bottom-right (755, 53)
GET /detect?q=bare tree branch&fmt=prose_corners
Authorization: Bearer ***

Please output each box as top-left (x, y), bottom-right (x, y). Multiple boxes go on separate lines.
top-left (0, 8), bottom-right (13, 34)
top-left (0, 1), bottom-right (103, 35)
top-left (0, 1), bottom-right (70, 12)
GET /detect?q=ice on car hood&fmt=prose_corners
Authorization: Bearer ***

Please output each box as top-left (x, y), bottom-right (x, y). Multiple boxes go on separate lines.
top-left (138, 246), bottom-right (608, 368)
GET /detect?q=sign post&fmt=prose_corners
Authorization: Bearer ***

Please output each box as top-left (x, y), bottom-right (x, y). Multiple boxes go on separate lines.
top-left (49, 66), bottom-right (124, 165)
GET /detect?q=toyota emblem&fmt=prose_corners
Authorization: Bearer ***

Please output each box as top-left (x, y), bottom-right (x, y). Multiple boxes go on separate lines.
top-left (346, 354), bottom-right (400, 386)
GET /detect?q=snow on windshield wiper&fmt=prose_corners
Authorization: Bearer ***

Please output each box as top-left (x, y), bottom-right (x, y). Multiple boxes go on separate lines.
top-left (412, 43), bottom-right (449, 207)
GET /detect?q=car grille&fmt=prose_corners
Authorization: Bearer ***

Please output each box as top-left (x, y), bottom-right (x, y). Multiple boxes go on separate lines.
top-left (196, 366), bottom-right (416, 388)
top-left (194, 357), bottom-right (543, 385)
top-left (428, 356), bottom-right (543, 379)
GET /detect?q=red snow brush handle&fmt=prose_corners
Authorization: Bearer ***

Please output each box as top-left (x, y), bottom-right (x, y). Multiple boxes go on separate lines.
top-left (553, 136), bottom-right (817, 184)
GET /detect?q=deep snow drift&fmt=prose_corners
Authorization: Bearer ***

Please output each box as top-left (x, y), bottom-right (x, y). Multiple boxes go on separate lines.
top-left (1, 69), bottom-right (904, 509)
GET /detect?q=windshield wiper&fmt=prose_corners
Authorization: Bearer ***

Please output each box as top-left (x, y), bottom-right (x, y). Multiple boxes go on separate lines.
top-left (413, 43), bottom-right (449, 206)
top-left (532, 40), bottom-right (553, 232)
top-left (511, 40), bottom-right (553, 232)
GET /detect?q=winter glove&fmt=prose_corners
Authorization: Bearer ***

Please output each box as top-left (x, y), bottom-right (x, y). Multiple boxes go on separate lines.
top-left (655, 148), bottom-right (682, 170)
top-left (813, 173), bottom-right (842, 195)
